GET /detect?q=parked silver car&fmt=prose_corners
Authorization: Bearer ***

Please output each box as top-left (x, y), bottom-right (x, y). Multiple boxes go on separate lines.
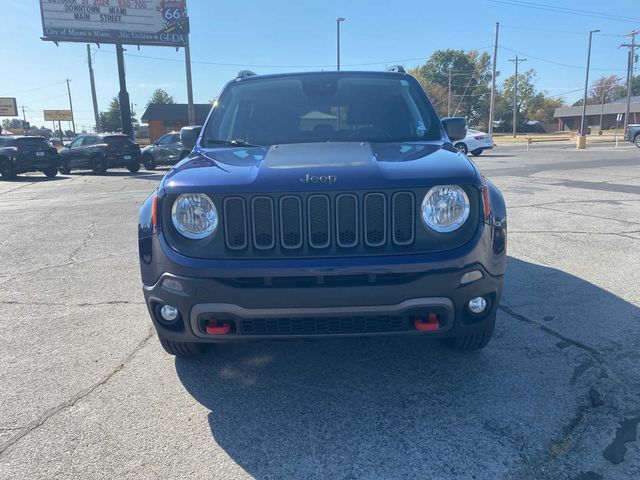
top-left (141, 132), bottom-right (189, 170)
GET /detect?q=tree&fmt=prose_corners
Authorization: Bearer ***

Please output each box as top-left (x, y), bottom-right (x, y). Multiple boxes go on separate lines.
top-left (145, 88), bottom-right (175, 109)
top-left (612, 74), bottom-right (640, 101)
top-left (2, 118), bottom-right (23, 130)
top-left (529, 96), bottom-right (564, 125)
top-left (408, 67), bottom-right (449, 114)
top-left (99, 97), bottom-right (137, 133)
top-left (493, 69), bottom-right (566, 132)
top-left (572, 75), bottom-right (621, 107)
top-left (412, 49), bottom-right (492, 126)
top-left (590, 75), bottom-right (620, 104)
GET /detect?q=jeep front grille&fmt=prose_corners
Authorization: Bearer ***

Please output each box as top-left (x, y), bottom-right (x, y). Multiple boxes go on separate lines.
top-left (222, 191), bottom-right (416, 254)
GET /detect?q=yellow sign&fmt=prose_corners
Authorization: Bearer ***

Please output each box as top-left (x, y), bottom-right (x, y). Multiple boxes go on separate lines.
top-left (44, 110), bottom-right (73, 122)
top-left (0, 98), bottom-right (18, 117)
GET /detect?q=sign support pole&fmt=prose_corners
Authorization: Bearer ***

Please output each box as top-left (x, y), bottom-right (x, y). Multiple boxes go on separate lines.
top-left (185, 36), bottom-right (195, 125)
top-left (87, 44), bottom-right (100, 132)
top-left (58, 120), bottom-right (63, 144)
top-left (116, 43), bottom-right (133, 138)
top-left (66, 79), bottom-right (76, 134)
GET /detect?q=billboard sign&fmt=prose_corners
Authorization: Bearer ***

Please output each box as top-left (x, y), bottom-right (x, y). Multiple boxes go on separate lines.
top-left (0, 98), bottom-right (18, 117)
top-left (40, 0), bottom-right (189, 47)
top-left (44, 110), bottom-right (73, 122)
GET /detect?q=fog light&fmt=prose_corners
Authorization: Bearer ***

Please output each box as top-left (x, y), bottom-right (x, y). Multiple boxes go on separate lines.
top-left (468, 297), bottom-right (487, 314)
top-left (160, 304), bottom-right (179, 322)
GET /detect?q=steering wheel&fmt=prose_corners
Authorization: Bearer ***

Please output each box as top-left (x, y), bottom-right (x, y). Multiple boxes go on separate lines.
top-left (348, 127), bottom-right (392, 140)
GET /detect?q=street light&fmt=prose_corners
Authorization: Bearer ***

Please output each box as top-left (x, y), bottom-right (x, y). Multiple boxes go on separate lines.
top-left (580, 29), bottom-right (600, 138)
top-left (336, 17), bottom-right (345, 71)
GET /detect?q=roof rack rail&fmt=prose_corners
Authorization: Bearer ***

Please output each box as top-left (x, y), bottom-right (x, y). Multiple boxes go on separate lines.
top-left (236, 70), bottom-right (258, 80)
top-left (386, 65), bottom-right (406, 74)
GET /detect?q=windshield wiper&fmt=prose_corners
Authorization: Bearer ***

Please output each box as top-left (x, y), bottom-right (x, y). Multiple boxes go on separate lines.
top-left (206, 138), bottom-right (261, 147)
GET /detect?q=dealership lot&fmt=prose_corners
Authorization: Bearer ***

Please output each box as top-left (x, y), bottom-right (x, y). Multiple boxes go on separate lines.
top-left (0, 144), bottom-right (639, 479)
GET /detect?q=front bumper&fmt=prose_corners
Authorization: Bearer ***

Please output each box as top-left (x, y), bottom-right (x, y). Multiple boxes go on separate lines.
top-left (143, 263), bottom-right (503, 342)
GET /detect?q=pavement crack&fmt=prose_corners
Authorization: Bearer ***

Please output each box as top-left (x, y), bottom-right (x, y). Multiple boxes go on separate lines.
top-left (535, 205), bottom-right (640, 227)
top-left (509, 229), bottom-right (640, 240)
top-left (0, 327), bottom-right (155, 459)
top-left (498, 305), bottom-right (604, 363)
top-left (0, 252), bottom-right (135, 283)
top-left (68, 221), bottom-right (96, 262)
top-left (0, 300), bottom-right (144, 308)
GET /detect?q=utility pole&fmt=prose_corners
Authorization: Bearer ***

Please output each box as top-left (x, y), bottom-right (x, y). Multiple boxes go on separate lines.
top-left (336, 17), bottom-right (345, 71)
top-left (21, 106), bottom-right (28, 133)
top-left (579, 30), bottom-right (600, 142)
top-left (599, 76), bottom-right (616, 130)
top-left (184, 36), bottom-right (195, 125)
top-left (599, 82), bottom-right (606, 130)
top-left (621, 30), bottom-right (638, 135)
top-left (489, 22), bottom-right (499, 135)
top-left (115, 43), bottom-right (133, 138)
top-left (448, 66), bottom-right (452, 117)
top-left (65, 79), bottom-right (76, 134)
top-left (87, 44), bottom-right (100, 133)
top-left (508, 55), bottom-right (526, 138)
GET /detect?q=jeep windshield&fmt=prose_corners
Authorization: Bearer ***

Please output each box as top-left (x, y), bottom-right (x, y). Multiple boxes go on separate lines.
top-left (205, 73), bottom-right (443, 146)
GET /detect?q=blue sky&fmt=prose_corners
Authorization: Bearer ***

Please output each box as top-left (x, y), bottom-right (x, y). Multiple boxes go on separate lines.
top-left (1, 0), bottom-right (639, 130)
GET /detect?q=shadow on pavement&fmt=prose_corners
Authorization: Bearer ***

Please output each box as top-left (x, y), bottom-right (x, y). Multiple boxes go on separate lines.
top-left (6, 175), bottom-right (70, 183)
top-left (175, 257), bottom-right (638, 479)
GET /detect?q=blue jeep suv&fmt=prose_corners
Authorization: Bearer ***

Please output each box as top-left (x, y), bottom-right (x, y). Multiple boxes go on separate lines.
top-left (138, 68), bottom-right (507, 356)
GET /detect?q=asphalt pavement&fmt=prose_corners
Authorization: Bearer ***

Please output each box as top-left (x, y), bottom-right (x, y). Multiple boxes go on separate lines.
top-left (0, 143), bottom-right (639, 479)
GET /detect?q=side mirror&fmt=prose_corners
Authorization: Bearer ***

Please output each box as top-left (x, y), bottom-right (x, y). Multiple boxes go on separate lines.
top-left (63, 143), bottom-right (71, 148)
top-left (180, 125), bottom-right (202, 151)
top-left (441, 117), bottom-right (467, 143)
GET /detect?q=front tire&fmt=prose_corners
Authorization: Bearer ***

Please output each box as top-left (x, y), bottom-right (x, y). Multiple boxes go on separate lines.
top-left (443, 317), bottom-right (495, 350)
top-left (43, 167), bottom-right (58, 178)
top-left (158, 335), bottom-right (206, 357)
top-left (0, 159), bottom-right (16, 180)
top-left (470, 149), bottom-right (483, 156)
top-left (59, 163), bottom-right (71, 175)
top-left (455, 142), bottom-right (468, 155)
top-left (127, 162), bottom-right (140, 173)
top-left (634, 135), bottom-right (640, 148)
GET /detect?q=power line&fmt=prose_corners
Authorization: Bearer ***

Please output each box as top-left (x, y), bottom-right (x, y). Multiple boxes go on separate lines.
top-left (9, 81), bottom-right (67, 96)
top-left (500, 24), bottom-right (625, 37)
top-left (484, 0), bottom-right (640, 24)
top-left (92, 46), bottom-right (494, 70)
top-left (500, 46), bottom-right (627, 72)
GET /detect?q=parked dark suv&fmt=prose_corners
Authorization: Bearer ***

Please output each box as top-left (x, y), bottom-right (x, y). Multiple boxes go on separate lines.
top-left (138, 69), bottom-right (507, 357)
top-left (58, 133), bottom-right (141, 174)
top-left (0, 136), bottom-right (59, 180)
top-left (624, 124), bottom-right (640, 147)
top-left (141, 132), bottom-right (189, 170)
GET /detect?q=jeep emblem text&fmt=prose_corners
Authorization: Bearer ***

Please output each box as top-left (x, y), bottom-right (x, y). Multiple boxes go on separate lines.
top-left (300, 174), bottom-right (337, 184)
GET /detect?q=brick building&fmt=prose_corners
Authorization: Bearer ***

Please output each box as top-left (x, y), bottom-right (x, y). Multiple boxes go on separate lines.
top-left (554, 96), bottom-right (640, 132)
top-left (141, 104), bottom-right (211, 141)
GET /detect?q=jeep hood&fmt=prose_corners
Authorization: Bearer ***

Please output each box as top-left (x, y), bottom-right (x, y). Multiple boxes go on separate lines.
top-left (161, 142), bottom-right (481, 195)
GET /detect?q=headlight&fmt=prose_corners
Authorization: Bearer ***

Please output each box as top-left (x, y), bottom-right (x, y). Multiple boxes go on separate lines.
top-left (421, 185), bottom-right (470, 232)
top-left (171, 194), bottom-right (218, 239)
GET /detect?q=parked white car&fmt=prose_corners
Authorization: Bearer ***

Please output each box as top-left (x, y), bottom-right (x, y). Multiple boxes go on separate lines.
top-left (454, 129), bottom-right (494, 156)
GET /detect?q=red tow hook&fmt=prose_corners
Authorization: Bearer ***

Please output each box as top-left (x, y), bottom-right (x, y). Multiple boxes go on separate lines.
top-left (205, 321), bottom-right (231, 335)
top-left (414, 312), bottom-right (440, 332)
